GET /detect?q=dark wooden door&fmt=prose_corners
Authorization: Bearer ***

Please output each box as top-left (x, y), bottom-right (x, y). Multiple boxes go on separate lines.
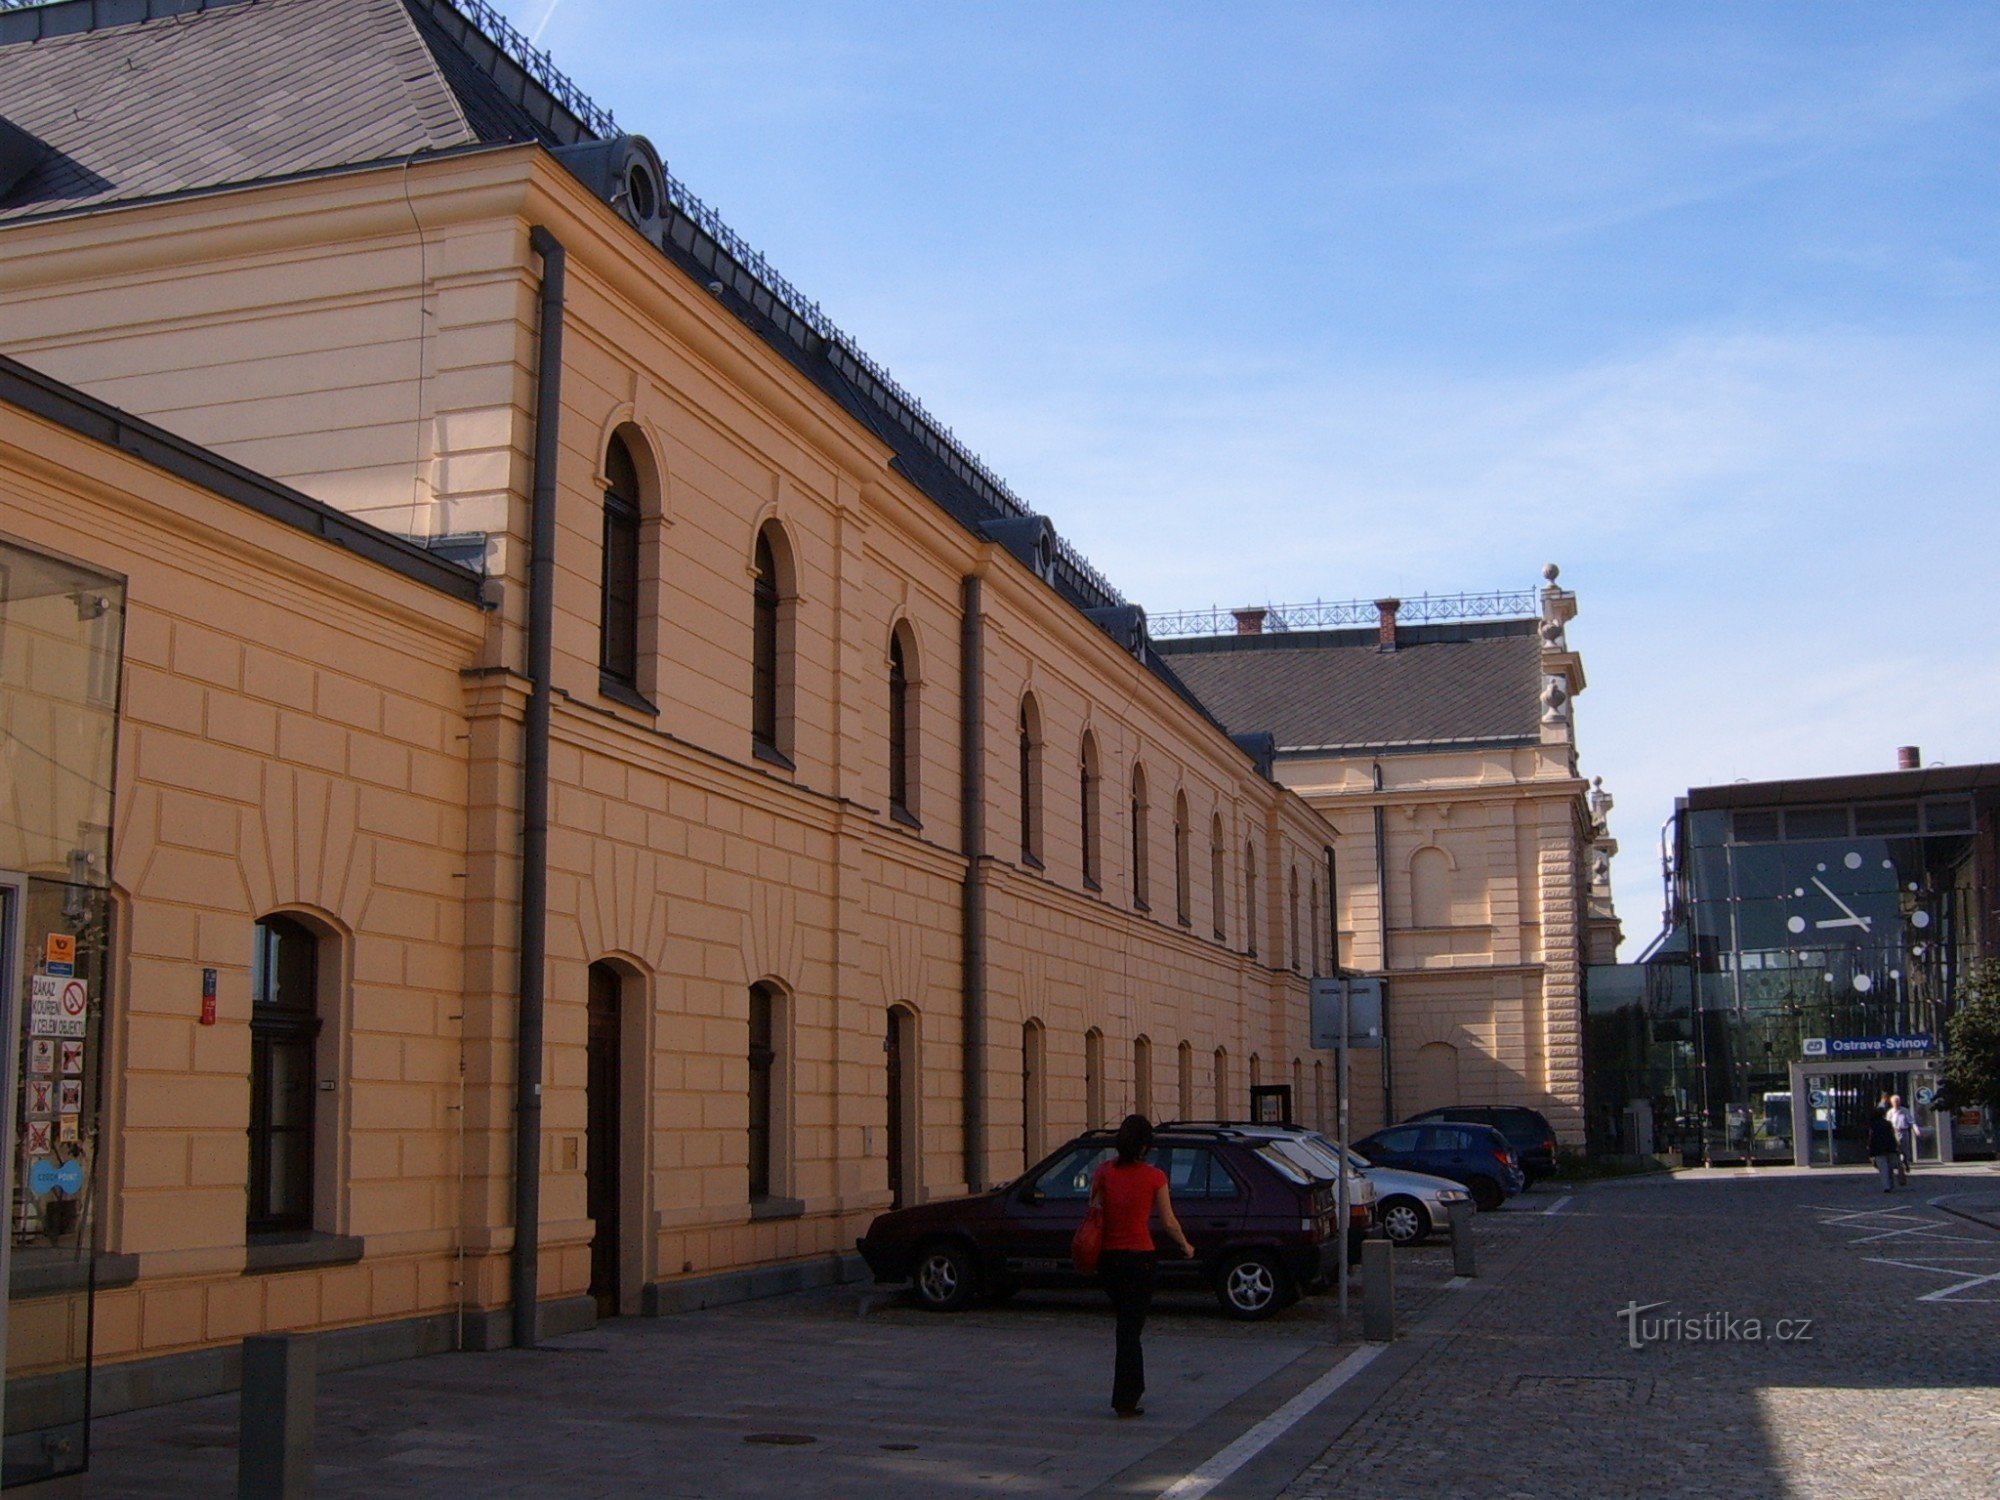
top-left (586, 965), bottom-right (621, 1318)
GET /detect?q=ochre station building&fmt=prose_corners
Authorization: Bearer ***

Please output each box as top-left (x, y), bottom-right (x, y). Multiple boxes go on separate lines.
top-left (0, 0), bottom-right (1616, 1471)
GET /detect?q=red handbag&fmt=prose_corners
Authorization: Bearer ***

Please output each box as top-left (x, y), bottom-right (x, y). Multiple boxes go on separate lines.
top-left (1072, 1204), bottom-right (1104, 1274)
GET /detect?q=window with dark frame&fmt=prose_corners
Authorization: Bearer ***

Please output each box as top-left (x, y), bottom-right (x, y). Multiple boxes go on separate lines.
top-left (752, 530), bottom-right (781, 754)
top-left (599, 435), bottom-right (641, 688)
top-left (1081, 735), bottom-right (1101, 888)
top-left (748, 985), bottom-right (775, 1199)
top-left (1174, 793), bottom-right (1192, 927)
top-left (1131, 766), bottom-right (1150, 910)
top-left (1244, 840), bottom-right (1259, 958)
top-left (888, 631), bottom-right (911, 817)
top-left (1019, 698), bottom-right (1042, 864)
top-left (1210, 814), bottom-right (1227, 942)
top-left (249, 914), bottom-right (322, 1235)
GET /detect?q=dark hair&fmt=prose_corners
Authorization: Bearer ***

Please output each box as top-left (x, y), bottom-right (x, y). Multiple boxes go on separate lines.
top-left (1114, 1114), bottom-right (1153, 1164)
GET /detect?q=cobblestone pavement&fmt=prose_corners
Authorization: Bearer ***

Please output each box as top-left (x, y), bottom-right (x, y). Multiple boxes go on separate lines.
top-left (1280, 1165), bottom-right (2000, 1500)
top-left (84, 1211), bottom-right (1502, 1499)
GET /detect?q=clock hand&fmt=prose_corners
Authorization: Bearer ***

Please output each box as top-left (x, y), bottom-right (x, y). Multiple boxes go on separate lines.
top-left (1811, 876), bottom-right (1873, 932)
top-left (1813, 916), bottom-right (1867, 930)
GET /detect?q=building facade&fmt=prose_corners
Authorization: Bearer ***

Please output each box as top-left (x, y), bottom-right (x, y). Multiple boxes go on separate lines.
top-left (1154, 575), bottom-right (1620, 1144)
top-left (0, 0), bottom-right (1345, 1470)
top-left (1590, 757), bottom-right (1999, 1167)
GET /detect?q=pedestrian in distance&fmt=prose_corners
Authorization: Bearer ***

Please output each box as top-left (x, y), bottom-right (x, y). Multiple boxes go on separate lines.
top-left (1867, 1105), bottom-right (1900, 1194)
top-left (1888, 1094), bottom-right (1916, 1186)
top-left (1090, 1114), bottom-right (1195, 1418)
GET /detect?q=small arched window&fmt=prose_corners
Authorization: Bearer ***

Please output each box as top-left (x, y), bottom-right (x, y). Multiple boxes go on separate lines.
top-left (1210, 813), bottom-right (1227, 942)
top-left (1213, 1047), bottom-right (1230, 1119)
top-left (888, 624), bottom-right (918, 821)
top-left (1018, 695), bottom-right (1043, 865)
top-left (250, 914), bottom-right (326, 1235)
top-left (1133, 1034), bottom-right (1153, 1118)
top-left (1178, 1041), bottom-right (1195, 1118)
top-left (1022, 1019), bottom-right (1047, 1166)
top-left (1080, 733), bottom-right (1102, 889)
top-left (1288, 865), bottom-right (1301, 972)
top-left (1173, 792), bottom-right (1192, 927)
top-left (600, 433), bottom-right (643, 689)
top-left (1310, 876), bottom-right (1323, 973)
top-left (1130, 764), bottom-right (1150, 911)
top-left (1085, 1027), bottom-right (1106, 1129)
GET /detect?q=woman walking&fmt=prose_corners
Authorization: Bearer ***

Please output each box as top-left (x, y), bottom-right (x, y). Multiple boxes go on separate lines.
top-left (1090, 1114), bottom-right (1195, 1417)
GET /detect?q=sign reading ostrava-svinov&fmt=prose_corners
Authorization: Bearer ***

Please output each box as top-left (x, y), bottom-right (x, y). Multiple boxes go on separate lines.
top-left (1801, 1035), bottom-right (1933, 1058)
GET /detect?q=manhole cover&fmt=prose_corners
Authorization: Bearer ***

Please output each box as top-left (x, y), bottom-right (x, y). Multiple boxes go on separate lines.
top-left (1510, 1375), bottom-right (1645, 1405)
top-left (744, 1433), bottom-right (818, 1446)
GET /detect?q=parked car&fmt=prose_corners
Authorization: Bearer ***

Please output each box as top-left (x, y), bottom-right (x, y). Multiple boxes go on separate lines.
top-left (1154, 1120), bottom-right (1379, 1264)
top-left (1205, 1123), bottom-right (1473, 1248)
top-left (857, 1123), bottom-right (1375, 1320)
top-left (1352, 1121), bottom-right (1525, 1210)
top-left (1403, 1105), bottom-right (1559, 1181)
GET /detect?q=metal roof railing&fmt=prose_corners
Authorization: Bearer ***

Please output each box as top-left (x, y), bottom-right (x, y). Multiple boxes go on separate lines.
top-left (1151, 589), bottom-right (1540, 639)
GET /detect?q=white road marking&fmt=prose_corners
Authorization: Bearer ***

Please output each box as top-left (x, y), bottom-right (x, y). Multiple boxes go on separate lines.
top-left (1446, 1275), bottom-right (1474, 1289)
top-left (1543, 1195), bottom-right (1572, 1216)
top-left (1155, 1346), bottom-right (1383, 1500)
top-left (1808, 1202), bottom-right (2000, 1303)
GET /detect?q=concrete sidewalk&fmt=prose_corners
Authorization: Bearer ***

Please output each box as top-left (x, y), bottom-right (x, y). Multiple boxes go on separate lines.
top-left (82, 1202), bottom-right (1554, 1499)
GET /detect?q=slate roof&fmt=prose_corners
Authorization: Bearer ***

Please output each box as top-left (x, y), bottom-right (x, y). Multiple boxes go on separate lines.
top-left (0, 0), bottom-right (578, 224)
top-left (1153, 619), bottom-right (1544, 756)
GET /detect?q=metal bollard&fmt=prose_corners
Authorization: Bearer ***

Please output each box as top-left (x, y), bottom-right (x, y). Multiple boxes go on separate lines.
top-left (1361, 1237), bottom-right (1396, 1342)
top-left (239, 1333), bottom-right (315, 1499)
top-left (1448, 1199), bottom-right (1477, 1278)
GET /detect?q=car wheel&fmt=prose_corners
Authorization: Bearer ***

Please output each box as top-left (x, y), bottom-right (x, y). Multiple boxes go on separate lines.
top-left (911, 1240), bottom-right (979, 1311)
top-left (1379, 1196), bottom-right (1428, 1246)
top-left (1214, 1251), bottom-right (1291, 1321)
top-left (1466, 1176), bottom-right (1503, 1212)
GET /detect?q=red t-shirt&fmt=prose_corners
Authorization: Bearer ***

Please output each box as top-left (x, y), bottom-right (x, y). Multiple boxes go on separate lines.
top-left (1093, 1160), bottom-right (1167, 1252)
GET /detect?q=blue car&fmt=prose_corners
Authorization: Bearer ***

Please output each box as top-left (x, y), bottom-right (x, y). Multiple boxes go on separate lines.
top-left (1352, 1121), bottom-right (1525, 1211)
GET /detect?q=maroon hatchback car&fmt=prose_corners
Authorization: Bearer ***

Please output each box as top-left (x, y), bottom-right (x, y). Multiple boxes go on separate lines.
top-left (856, 1123), bottom-right (1373, 1320)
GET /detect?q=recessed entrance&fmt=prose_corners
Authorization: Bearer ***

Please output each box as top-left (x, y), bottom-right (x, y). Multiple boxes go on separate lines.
top-left (1787, 1057), bottom-right (1948, 1167)
top-left (586, 963), bottom-right (622, 1318)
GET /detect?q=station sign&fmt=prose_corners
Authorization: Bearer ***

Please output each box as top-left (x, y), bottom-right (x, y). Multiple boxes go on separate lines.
top-left (1801, 1034), bottom-right (1933, 1058)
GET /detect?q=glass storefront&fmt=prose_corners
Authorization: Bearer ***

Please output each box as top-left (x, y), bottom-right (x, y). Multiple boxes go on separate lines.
top-left (0, 536), bottom-right (125, 1488)
top-left (1589, 776), bottom-right (1996, 1166)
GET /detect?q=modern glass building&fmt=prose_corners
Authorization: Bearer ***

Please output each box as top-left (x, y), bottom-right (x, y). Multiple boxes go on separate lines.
top-left (1588, 759), bottom-right (1998, 1167)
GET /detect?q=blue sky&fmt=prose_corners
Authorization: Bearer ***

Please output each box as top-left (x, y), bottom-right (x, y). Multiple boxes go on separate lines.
top-left (501, 1), bottom-right (2000, 951)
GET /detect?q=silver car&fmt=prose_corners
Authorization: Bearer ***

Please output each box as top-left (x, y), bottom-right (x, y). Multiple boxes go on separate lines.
top-left (1273, 1130), bottom-right (1473, 1247)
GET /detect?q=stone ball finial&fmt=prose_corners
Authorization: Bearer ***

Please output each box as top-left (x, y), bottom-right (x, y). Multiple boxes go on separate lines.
top-left (1542, 563), bottom-right (1560, 582)
top-left (1593, 775), bottom-right (1602, 788)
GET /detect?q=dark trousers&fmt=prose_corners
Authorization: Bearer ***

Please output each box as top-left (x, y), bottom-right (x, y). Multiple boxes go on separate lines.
top-left (1100, 1250), bottom-right (1155, 1412)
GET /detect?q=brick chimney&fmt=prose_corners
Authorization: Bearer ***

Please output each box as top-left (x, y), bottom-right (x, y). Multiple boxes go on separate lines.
top-left (1897, 746), bottom-right (1921, 771)
top-left (1375, 598), bottom-right (1401, 652)
top-left (1232, 607), bottom-right (1267, 636)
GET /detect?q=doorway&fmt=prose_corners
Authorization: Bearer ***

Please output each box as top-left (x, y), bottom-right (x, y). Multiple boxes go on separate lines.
top-left (586, 963), bottom-right (622, 1318)
top-left (1788, 1058), bottom-right (1948, 1167)
top-left (886, 1006), bottom-right (916, 1208)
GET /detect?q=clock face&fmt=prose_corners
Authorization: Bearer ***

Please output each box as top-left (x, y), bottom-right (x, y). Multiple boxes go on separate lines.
top-left (1781, 849), bottom-right (1899, 941)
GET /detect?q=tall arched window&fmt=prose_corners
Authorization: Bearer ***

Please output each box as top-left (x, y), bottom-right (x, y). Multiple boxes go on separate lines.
top-left (751, 524), bottom-right (795, 761)
top-left (1244, 840), bottom-right (1259, 959)
top-left (748, 982), bottom-right (787, 1200)
top-left (1080, 733), bottom-right (1102, 889)
top-left (1133, 1035), bottom-right (1153, 1118)
top-left (1310, 876), bottom-right (1323, 973)
top-left (1288, 865), bottom-right (1301, 971)
top-left (1210, 813), bottom-right (1227, 942)
top-left (1130, 764), bottom-right (1150, 911)
top-left (599, 433), bottom-right (643, 690)
top-left (249, 914), bottom-right (325, 1234)
top-left (1178, 1041), bottom-right (1194, 1118)
top-left (887, 624), bottom-right (918, 821)
top-left (1173, 792), bottom-right (1192, 927)
top-left (1022, 1019), bottom-right (1047, 1166)
top-left (1018, 695), bottom-right (1043, 865)
top-left (1213, 1047), bottom-right (1230, 1119)
top-left (1085, 1027), bottom-right (1106, 1129)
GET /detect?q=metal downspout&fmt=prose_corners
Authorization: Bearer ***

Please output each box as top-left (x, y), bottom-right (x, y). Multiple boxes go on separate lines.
top-left (513, 225), bottom-right (566, 1349)
top-left (960, 575), bottom-right (987, 1192)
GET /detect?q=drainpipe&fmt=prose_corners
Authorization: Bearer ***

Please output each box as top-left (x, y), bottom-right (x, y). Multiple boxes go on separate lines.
top-left (513, 225), bottom-right (566, 1349)
top-left (1323, 843), bottom-right (1339, 973)
top-left (960, 574), bottom-right (987, 1192)
top-left (1373, 761), bottom-right (1392, 1123)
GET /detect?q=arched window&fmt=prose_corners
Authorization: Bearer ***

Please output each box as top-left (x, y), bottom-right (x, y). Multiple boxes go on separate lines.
top-left (748, 982), bottom-right (788, 1200)
top-left (1310, 876), bottom-right (1323, 973)
top-left (1080, 733), bottom-right (1102, 889)
top-left (1018, 695), bottom-right (1043, 865)
top-left (599, 433), bottom-right (643, 689)
top-left (1210, 813), bottom-right (1227, 942)
top-left (1133, 1034), bottom-right (1153, 1118)
top-left (751, 524), bottom-right (795, 761)
top-left (1250, 1053), bottom-right (1263, 1089)
top-left (1314, 1059), bottom-right (1326, 1131)
top-left (1244, 840), bottom-right (1259, 959)
top-left (1022, 1019), bottom-right (1047, 1166)
top-left (1130, 764), bottom-right (1150, 911)
top-left (1411, 847), bottom-right (1452, 928)
top-left (1085, 1027), bottom-right (1106, 1129)
top-left (1288, 865), bottom-right (1301, 971)
top-left (249, 914), bottom-right (325, 1234)
top-left (1178, 1041), bottom-right (1195, 1118)
top-left (1213, 1047), bottom-right (1230, 1120)
top-left (886, 1005), bottom-right (918, 1207)
top-left (1173, 792), bottom-right (1192, 927)
top-left (888, 624), bottom-right (918, 821)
